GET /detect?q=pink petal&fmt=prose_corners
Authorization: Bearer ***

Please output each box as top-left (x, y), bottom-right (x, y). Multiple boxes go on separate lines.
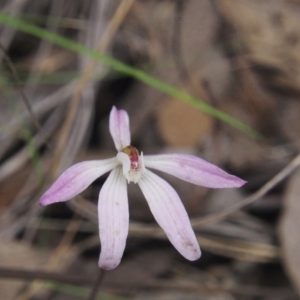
top-left (138, 169), bottom-right (201, 261)
top-left (144, 154), bottom-right (246, 188)
top-left (39, 158), bottom-right (118, 206)
top-left (98, 167), bottom-right (129, 270)
top-left (109, 106), bottom-right (131, 151)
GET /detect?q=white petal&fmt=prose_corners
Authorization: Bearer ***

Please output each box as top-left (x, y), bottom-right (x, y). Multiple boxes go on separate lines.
top-left (138, 169), bottom-right (201, 261)
top-left (98, 167), bottom-right (129, 270)
top-left (144, 154), bottom-right (246, 188)
top-left (109, 106), bottom-right (131, 151)
top-left (39, 158), bottom-right (118, 206)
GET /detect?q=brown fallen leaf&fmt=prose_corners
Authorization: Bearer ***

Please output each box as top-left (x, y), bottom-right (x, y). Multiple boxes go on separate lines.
top-left (156, 97), bottom-right (213, 148)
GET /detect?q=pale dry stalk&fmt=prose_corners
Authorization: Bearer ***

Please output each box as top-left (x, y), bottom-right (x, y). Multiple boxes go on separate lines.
top-left (51, 0), bottom-right (135, 177)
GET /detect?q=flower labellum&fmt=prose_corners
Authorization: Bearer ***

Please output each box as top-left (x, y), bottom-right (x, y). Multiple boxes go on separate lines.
top-left (40, 106), bottom-right (246, 270)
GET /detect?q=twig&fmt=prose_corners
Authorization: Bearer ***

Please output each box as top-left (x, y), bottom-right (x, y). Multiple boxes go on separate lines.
top-left (0, 267), bottom-right (92, 285)
top-left (0, 42), bottom-right (51, 150)
top-left (193, 152), bottom-right (300, 227)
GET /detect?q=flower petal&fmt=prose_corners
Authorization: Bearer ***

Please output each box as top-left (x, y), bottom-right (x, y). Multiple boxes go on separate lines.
top-left (109, 106), bottom-right (131, 151)
top-left (144, 154), bottom-right (246, 188)
top-left (138, 169), bottom-right (201, 261)
top-left (39, 158), bottom-right (118, 206)
top-left (98, 167), bottom-right (129, 270)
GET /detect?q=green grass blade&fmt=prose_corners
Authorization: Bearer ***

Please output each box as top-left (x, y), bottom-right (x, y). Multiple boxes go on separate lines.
top-left (0, 12), bottom-right (262, 138)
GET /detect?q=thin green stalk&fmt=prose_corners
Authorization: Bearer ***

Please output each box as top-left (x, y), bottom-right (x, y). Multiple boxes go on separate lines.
top-left (0, 12), bottom-right (262, 138)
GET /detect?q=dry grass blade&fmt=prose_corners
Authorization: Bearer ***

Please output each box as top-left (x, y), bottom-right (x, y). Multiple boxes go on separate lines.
top-left (15, 218), bottom-right (82, 300)
top-left (279, 168), bottom-right (300, 295)
top-left (51, 0), bottom-right (135, 177)
top-left (197, 235), bottom-right (279, 262)
top-left (0, 267), bottom-right (92, 285)
top-left (131, 278), bottom-right (295, 298)
top-left (0, 108), bottom-right (62, 182)
top-left (68, 197), bottom-right (278, 262)
top-left (0, 83), bottom-right (74, 159)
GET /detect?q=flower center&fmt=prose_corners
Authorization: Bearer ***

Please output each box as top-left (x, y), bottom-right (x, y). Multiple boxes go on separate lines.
top-left (117, 145), bottom-right (145, 183)
top-left (122, 146), bottom-right (139, 171)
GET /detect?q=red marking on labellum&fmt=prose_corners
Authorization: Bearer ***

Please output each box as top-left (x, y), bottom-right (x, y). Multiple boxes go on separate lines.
top-left (122, 146), bottom-right (139, 171)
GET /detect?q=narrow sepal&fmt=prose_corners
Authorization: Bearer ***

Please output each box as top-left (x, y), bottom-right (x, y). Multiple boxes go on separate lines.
top-left (98, 167), bottom-right (129, 270)
top-left (39, 158), bottom-right (118, 206)
top-left (144, 154), bottom-right (246, 188)
top-left (109, 106), bottom-right (131, 151)
top-left (138, 169), bottom-right (201, 261)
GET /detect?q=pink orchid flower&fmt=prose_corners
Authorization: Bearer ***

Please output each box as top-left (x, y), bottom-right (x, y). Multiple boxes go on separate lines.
top-left (40, 106), bottom-right (246, 270)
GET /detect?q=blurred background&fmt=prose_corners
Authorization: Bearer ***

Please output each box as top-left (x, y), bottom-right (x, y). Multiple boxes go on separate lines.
top-left (1, 0), bottom-right (300, 299)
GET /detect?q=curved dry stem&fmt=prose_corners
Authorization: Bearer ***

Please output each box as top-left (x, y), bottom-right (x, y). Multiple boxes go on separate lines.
top-left (192, 153), bottom-right (300, 227)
